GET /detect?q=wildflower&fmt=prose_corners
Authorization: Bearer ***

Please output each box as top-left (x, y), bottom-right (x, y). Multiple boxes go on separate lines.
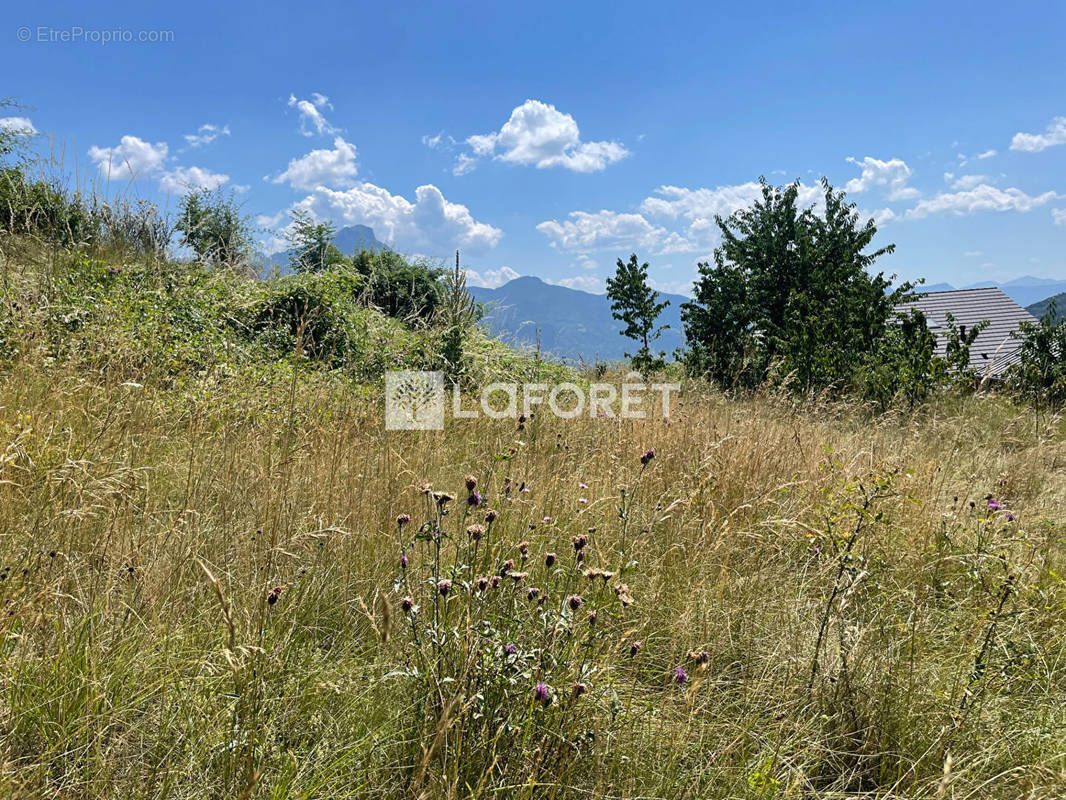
top-left (543, 516), bottom-right (552, 523)
top-left (468, 491), bottom-right (483, 508)
top-left (490, 575), bottom-right (502, 588)
top-left (467, 524), bottom-right (484, 541)
top-left (579, 482), bottom-right (588, 490)
top-left (614, 583), bottom-right (634, 607)
top-left (572, 534), bottom-right (588, 552)
top-left (518, 541), bottom-right (529, 557)
top-left (508, 570), bottom-right (529, 583)
top-left (396, 513), bottom-right (411, 528)
top-left (475, 575), bottom-right (490, 592)
top-left (400, 554), bottom-right (408, 570)
top-left (500, 558), bottom-right (515, 576)
top-left (267, 586), bottom-right (283, 606)
top-left (578, 498), bottom-right (588, 504)
top-left (534, 682), bottom-right (550, 704)
top-left (673, 666), bottom-right (687, 685)
top-left (465, 475), bottom-right (478, 492)
top-left (433, 491), bottom-right (455, 509)
top-left (587, 610), bottom-right (597, 625)
top-left (527, 587), bottom-right (540, 601)
top-left (629, 640), bottom-right (643, 657)
top-left (504, 643), bottom-right (517, 656)
top-left (640, 448), bottom-right (656, 466)
top-left (572, 682), bottom-right (587, 698)
top-left (485, 508), bottom-right (499, 523)
top-left (544, 552), bottom-right (556, 568)
top-left (988, 499), bottom-right (1003, 511)
top-left (690, 649), bottom-right (710, 666)
top-left (400, 596), bottom-right (414, 613)
top-left (568, 594), bottom-right (583, 611)
top-left (437, 579), bottom-right (452, 596)
top-left (1006, 512), bottom-right (1016, 523)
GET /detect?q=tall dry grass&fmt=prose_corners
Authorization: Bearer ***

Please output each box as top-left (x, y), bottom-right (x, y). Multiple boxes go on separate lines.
top-left (0, 356), bottom-right (1063, 798)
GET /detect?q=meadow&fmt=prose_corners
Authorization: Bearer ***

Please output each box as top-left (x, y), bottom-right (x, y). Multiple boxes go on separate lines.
top-left (0, 243), bottom-right (1063, 799)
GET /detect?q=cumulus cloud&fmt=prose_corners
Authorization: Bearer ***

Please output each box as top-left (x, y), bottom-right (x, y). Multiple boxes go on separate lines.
top-left (288, 93), bottom-right (338, 137)
top-left (844, 156), bottom-right (919, 201)
top-left (88, 135), bottom-right (169, 181)
top-left (459, 99), bottom-right (629, 174)
top-left (1053, 209), bottom-right (1066, 226)
top-left (289, 182), bottom-right (502, 255)
top-left (0, 116), bottom-right (36, 136)
top-left (159, 166), bottom-right (230, 195)
top-left (184, 123), bottom-right (230, 148)
top-left (905, 184), bottom-right (1059, 219)
top-left (271, 136), bottom-right (358, 191)
top-left (1010, 116), bottom-right (1066, 152)
top-left (465, 266), bottom-right (521, 288)
top-left (943, 172), bottom-right (991, 191)
top-left (536, 210), bottom-right (666, 251)
top-left (975, 149), bottom-right (997, 160)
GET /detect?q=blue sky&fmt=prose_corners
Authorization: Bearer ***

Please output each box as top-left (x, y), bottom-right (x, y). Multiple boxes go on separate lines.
top-left (4, 0), bottom-right (1065, 294)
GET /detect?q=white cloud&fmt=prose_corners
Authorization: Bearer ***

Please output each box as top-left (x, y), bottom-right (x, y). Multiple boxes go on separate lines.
top-left (575, 254), bottom-right (597, 271)
top-left (905, 184), bottom-right (1059, 219)
top-left (1010, 116), bottom-right (1066, 152)
top-left (290, 181), bottom-right (502, 255)
top-left (288, 93), bottom-right (338, 137)
top-left (943, 172), bottom-right (991, 191)
top-left (159, 165), bottom-right (230, 195)
top-left (640, 181), bottom-right (822, 222)
top-left (88, 135), bottom-right (169, 181)
top-left (975, 149), bottom-right (997, 160)
top-left (536, 210), bottom-right (666, 251)
top-left (465, 266), bottom-right (521, 288)
top-left (1053, 209), bottom-right (1066, 226)
top-left (452, 153), bottom-right (478, 176)
top-left (844, 156), bottom-right (919, 201)
top-left (271, 136), bottom-right (358, 191)
top-left (460, 99), bottom-right (629, 173)
top-left (0, 116), bottom-right (36, 136)
top-left (866, 207), bottom-right (896, 225)
top-left (551, 275), bottom-right (603, 293)
top-left (184, 123), bottom-right (230, 148)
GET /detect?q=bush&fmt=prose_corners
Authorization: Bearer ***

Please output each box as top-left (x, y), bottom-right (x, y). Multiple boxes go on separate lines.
top-left (1006, 301), bottom-right (1066, 408)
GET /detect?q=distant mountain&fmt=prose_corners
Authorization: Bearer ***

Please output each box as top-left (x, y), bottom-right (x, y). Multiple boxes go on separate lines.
top-left (469, 276), bottom-right (688, 363)
top-left (911, 277), bottom-right (1066, 308)
top-left (267, 224), bottom-right (389, 269)
top-left (1026, 292), bottom-right (1066, 323)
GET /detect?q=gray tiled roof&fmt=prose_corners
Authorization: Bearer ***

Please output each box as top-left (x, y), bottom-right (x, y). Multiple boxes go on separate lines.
top-left (895, 287), bottom-right (1037, 377)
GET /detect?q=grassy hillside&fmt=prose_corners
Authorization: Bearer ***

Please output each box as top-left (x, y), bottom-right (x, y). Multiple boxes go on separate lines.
top-left (0, 247), bottom-right (1064, 798)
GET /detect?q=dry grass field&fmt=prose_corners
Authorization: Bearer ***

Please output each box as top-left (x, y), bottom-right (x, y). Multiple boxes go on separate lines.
top-left (1, 350), bottom-right (1064, 797)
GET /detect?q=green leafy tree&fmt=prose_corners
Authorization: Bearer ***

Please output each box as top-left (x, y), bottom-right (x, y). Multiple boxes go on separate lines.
top-left (941, 313), bottom-right (990, 386)
top-left (436, 252), bottom-right (480, 384)
top-left (287, 211), bottom-right (345, 274)
top-left (682, 178), bottom-right (910, 392)
top-left (858, 309), bottom-right (944, 411)
top-left (175, 189), bottom-right (253, 269)
top-left (1006, 301), bottom-right (1066, 409)
top-left (606, 253), bottom-right (670, 372)
top-left (351, 247), bottom-right (444, 322)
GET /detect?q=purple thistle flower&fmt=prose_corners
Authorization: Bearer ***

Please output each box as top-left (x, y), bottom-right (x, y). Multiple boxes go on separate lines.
top-left (437, 579), bottom-right (452, 596)
top-left (579, 482), bottom-right (588, 490)
top-left (673, 666), bottom-right (687, 685)
top-left (640, 448), bottom-right (656, 466)
top-left (396, 513), bottom-right (411, 528)
top-left (534, 682), bottom-right (550, 704)
top-left (988, 500), bottom-right (1003, 510)
top-left (572, 682), bottom-right (587, 698)
top-left (578, 498), bottom-right (588, 504)
top-left (504, 643), bottom-right (517, 656)
top-left (400, 554), bottom-right (408, 570)
top-left (468, 490), bottom-right (483, 508)
top-left (1006, 512), bottom-right (1016, 522)
top-left (544, 552), bottom-right (556, 567)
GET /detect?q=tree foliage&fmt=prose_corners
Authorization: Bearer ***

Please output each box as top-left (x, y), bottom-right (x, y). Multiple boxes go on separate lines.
top-left (286, 210), bottom-right (345, 274)
top-left (1006, 301), bottom-right (1066, 407)
top-left (175, 189), bottom-right (253, 270)
top-left (682, 178), bottom-right (911, 392)
top-left (605, 253), bottom-right (670, 372)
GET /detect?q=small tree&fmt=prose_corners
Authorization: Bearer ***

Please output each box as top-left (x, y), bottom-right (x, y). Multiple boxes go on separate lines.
top-left (606, 253), bottom-right (670, 372)
top-left (287, 210), bottom-right (345, 273)
top-left (941, 313), bottom-right (990, 386)
top-left (1006, 301), bottom-right (1066, 409)
top-left (436, 251), bottom-right (479, 384)
top-left (175, 189), bottom-right (252, 269)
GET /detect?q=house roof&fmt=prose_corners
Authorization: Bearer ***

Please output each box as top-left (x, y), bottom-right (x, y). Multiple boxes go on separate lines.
top-left (895, 287), bottom-right (1037, 377)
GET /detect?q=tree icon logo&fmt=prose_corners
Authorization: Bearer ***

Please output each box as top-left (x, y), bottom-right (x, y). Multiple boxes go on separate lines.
top-left (385, 371), bottom-right (445, 430)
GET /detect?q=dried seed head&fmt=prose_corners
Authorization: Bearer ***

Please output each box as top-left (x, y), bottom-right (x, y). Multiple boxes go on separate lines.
top-left (640, 448), bottom-right (656, 466)
top-left (467, 524), bottom-right (484, 541)
top-left (396, 513), bottom-right (411, 528)
top-left (544, 552), bottom-right (556, 567)
top-left (518, 541), bottom-right (529, 557)
top-left (567, 594), bottom-right (583, 611)
top-left (572, 534), bottom-right (588, 551)
top-left (267, 586), bottom-right (283, 606)
top-left (485, 508), bottom-right (499, 523)
top-left (629, 640), bottom-right (643, 657)
top-left (465, 474), bottom-right (478, 491)
top-left (572, 682), bottom-right (587, 698)
top-left (526, 587), bottom-right (540, 601)
top-left (500, 558), bottom-right (515, 576)
top-left (475, 575), bottom-right (490, 592)
top-left (401, 596), bottom-right (414, 613)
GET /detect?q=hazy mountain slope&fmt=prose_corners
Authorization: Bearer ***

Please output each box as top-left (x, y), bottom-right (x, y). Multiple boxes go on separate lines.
top-left (1026, 292), bottom-right (1066, 323)
top-left (469, 276), bottom-right (687, 363)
